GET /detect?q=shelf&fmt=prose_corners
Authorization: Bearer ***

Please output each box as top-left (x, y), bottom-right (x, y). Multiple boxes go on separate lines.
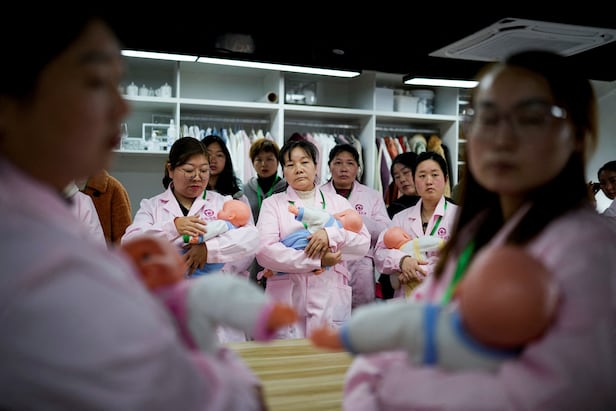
top-left (115, 56), bottom-right (467, 195)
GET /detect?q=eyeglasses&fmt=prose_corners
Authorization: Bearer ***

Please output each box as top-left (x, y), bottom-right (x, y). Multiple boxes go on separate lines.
top-left (462, 101), bottom-right (567, 140)
top-left (178, 167), bottom-right (210, 180)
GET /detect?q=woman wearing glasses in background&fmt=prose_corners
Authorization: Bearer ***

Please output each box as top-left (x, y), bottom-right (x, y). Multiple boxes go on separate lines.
top-left (122, 137), bottom-right (259, 281)
top-left (338, 50), bottom-right (615, 410)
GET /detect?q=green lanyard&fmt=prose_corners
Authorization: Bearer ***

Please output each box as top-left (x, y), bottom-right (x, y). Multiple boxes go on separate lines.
top-left (428, 201), bottom-right (447, 236)
top-left (289, 190), bottom-right (326, 229)
top-left (257, 176), bottom-right (280, 209)
top-left (441, 240), bottom-right (475, 305)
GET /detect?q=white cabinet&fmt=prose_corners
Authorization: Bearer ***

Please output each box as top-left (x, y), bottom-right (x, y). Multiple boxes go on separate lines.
top-left (112, 57), bottom-right (464, 210)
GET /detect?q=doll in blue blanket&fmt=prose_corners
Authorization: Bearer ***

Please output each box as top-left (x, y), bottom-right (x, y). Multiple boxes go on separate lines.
top-left (260, 204), bottom-right (362, 278)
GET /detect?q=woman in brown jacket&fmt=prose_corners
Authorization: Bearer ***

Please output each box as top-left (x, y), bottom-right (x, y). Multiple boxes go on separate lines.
top-left (80, 169), bottom-right (132, 245)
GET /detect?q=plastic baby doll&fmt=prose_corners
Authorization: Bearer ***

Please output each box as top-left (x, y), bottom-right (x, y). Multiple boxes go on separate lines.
top-left (183, 199), bottom-right (251, 275)
top-left (310, 245), bottom-right (560, 372)
top-left (121, 235), bottom-right (298, 354)
top-left (260, 205), bottom-right (363, 278)
top-left (184, 199), bottom-right (250, 245)
top-left (382, 226), bottom-right (444, 298)
top-left (290, 203), bottom-right (363, 234)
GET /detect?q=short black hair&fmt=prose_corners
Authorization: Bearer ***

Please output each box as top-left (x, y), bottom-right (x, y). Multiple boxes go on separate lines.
top-left (413, 151), bottom-right (448, 179)
top-left (390, 151), bottom-right (418, 175)
top-left (328, 143), bottom-right (359, 165)
top-left (279, 139), bottom-right (319, 166)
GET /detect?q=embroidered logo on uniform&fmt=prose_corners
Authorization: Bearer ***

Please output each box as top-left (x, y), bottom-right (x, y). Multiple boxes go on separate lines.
top-left (437, 227), bottom-right (447, 237)
top-left (203, 209), bottom-right (215, 218)
top-left (355, 204), bottom-right (365, 214)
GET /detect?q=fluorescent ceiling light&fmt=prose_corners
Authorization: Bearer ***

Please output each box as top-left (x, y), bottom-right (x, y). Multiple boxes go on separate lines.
top-left (196, 56), bottom-right (361, 78)
top-left (121, 50), bottom-right (360, 78)
top-left (121, 50), bottom-right (198, 62)
top-left (404, 77), bottom-right (478, 88)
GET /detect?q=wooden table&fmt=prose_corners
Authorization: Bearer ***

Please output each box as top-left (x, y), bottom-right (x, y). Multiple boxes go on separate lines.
top-left (227, 338), bottom-right (353, 411)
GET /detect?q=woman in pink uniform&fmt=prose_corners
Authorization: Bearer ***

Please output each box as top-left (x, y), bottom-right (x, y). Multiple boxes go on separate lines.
top-left (256, 139), bottom-right (370, 339)
top-left (0, 9), bottom-right (268, 410)
top-left (122, 137), bottom-right (259, 281)
top-left (64, 181), bottom-right (107, 247)
top-left (373, 150), bottom-right (458, 299)
top-left (320, 143), bottom-right (391, 308)
top-left (342, 50), bottom-right (616, 411)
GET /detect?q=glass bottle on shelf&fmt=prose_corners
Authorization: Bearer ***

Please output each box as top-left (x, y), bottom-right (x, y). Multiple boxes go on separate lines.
top-left (167, 120), bottom-right (177, 149)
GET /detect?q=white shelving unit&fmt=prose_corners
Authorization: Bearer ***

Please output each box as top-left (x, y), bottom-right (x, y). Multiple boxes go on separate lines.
top-left (112, 57), bottom-right (464, 212)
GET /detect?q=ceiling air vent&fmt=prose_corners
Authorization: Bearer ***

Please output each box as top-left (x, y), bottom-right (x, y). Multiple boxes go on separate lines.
top-left (429, 18), bottom-right (616, 62)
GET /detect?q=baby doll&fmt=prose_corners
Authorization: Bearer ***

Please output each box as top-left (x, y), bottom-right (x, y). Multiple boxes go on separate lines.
top-left (310, 245), bottom-right (560, 372)
top-left (183, 199), bottom-right (251, 275)
top-left (382, 226), bottom-right (444, 298)
top-left (260, 205), bottom-right (363, 278)
top-left (121, 235), bottom-right (298, 354)
top-left (184, 199), bottom-right (251, 245)
top-left (290, 203), bottom-right (363, 234)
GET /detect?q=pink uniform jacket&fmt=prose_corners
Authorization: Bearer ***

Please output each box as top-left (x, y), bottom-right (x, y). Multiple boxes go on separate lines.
top-left (344, 204), bottom-right (616, 411)
top-left (321, 180), bottom-right (391, 307)
top-left (122, 187), bottom-right (259, 278)
top-left (0, 158), bottom-right (265, 411)
top-left (256, 186), bottom-right (371, 339)
top-left (69, 189), bottom-right (107, 248)
top-left (374, 196), bottom-right (458, 299)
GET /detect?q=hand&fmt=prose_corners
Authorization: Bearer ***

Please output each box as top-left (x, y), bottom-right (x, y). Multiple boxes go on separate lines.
top-left (174, 215), bottom-right (206, 238)
top-left (310, 324), bottom-right (344, 351)
top-left (587, 180), bottom-right (600, 195)
top-left (183, 243), bottom-right (207, 275)
top-left (260, 268), bottom-right (275, 278)
top-left (399, 255), bottom-right (428, 283)
top-left (121, 235), bottom-right (186, 289)
top-left (288, 204), bottom-right (300, 216)
top-left (321, 250), bottom-right (342, 268)
top-left (305, 228), bottom-right (329, 259)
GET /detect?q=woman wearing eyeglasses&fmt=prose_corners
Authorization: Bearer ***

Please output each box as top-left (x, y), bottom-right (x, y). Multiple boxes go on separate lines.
top-left (122, 137), bottom-right (259, 281)
top-left (337, 50), bottom-right (615, 410)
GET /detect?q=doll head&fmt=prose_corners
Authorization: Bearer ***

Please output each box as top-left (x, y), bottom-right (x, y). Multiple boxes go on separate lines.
top-left (383, 226), bottom-right (411, 249)
top-left (334, 208), bottom-right (363, 233)
top-left (217, 199), bottom-right (251, 227)
top-left (121, 235), bottom-right (187, 290)
top-left (457, 245), bottom-right (559, 349)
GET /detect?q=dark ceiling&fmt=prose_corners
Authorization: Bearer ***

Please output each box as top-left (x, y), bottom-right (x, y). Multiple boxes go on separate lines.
top-left (111, 12), bottom-right (616, 82)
